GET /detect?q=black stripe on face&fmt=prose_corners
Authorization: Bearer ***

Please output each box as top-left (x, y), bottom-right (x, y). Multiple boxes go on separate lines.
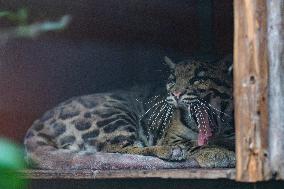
top-left (211, 113), bottom-right (219, 130)
top-left (103, 120), bottom-right (131, 133)
top-left (189, 76), bottom-right (231, 88)
top-left (166, 98), bottom-right (174, 102)
top-left (203, 93), bottom-right (212, 104)
top-left (210, 77), bottom-right (231, 88)
top-left (209, 88), bottom-right (231, 99)
top-left (167, 74), bottom-right (176, 84)
top-left (82, 130), bottom-right (100, 141)
top-left (60, 135), bottom-right (76, 146)
top-left (194, 66), bottom-right (208, 76)
top-left (182, 94), bottom-right (198, 101)
top-left (74, 120), bottom-right (92, 131)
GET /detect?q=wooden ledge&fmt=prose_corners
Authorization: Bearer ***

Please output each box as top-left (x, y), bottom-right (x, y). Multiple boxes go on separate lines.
top-left (20, 169), bottom-right (235, 180)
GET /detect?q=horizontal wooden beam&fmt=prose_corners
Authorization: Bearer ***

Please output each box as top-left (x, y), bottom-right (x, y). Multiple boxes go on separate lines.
top-left (19, 169), bottom-right (235, 180)
top-left (234, 0), bottom-right (271, 182)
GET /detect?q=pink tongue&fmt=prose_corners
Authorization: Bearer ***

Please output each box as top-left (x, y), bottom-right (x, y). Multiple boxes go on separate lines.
top-left (196, 109), bottom-right (212, 146)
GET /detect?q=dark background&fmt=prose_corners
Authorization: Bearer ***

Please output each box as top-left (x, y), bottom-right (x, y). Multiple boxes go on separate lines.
top-left (0, 0), bottom-right (233, 143)
top-left (1, 0), bottom-right (284, 188)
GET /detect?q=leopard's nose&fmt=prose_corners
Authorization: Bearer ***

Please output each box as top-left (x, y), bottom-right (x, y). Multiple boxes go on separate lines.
top-left (172, 92), bottom-right (182, 99)
top-left (172, 91), bottom-right (185, 100)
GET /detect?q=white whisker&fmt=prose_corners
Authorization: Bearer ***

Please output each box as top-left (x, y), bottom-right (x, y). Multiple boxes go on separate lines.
top-left (151, 103), bottom-right (167, 127)
top-left (139, 99), bottom-right (166, 121)
top-left (147, 104), bottom-right (162, 123)
top-left (144, 95), bottom-right (160, 104)
top-left (197, 99), bottom-right (232, 118)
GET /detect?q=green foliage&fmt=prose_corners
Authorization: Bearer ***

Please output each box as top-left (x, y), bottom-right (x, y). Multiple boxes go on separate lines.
top-left (0, 8), bottom-right (28, 25)
top-left (13, 15), bottom-right (71, 38)
top-left (0, 139), bottom-right (27, 189)
top-left (0, 7), bottom-right (71, 41)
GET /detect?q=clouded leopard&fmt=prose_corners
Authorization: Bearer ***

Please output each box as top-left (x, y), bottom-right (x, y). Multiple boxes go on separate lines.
top-left (24, 56), bottom-right (235, 169)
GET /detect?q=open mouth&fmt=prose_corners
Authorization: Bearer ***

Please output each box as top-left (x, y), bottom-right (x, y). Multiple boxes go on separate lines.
top-left (189, 103), bottom-right (214, 146)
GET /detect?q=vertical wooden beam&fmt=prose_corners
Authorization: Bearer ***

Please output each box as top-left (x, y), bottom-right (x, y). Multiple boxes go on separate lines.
top-left (234, 0), bottom-right (271, 182)
top-left (268, 0), bottom-right (284, 180)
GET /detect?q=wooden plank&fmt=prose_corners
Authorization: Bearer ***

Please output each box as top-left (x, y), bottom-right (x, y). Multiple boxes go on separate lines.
top-left (19, 169), bottom-right (235, 180)
top-left (268, 0), bottom-right (284, 180)
top-left (234, 0), bottom-right (271, 182)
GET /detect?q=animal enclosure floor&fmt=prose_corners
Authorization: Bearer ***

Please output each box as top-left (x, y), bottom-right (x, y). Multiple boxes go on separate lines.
top-left (20, 168), bottom-right (235, 180)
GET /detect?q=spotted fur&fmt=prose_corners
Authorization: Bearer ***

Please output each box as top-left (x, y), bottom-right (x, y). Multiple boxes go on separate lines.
top-left (24, 56), bottom-right (235, 169)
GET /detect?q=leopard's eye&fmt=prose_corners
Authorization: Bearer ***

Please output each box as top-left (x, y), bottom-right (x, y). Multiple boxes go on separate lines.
top-left (193, 79), bottom-right (206, 85)
top-left (168, 74), bottom-right (175, 80)
top-left (193, 81), bottom-right (200, 85)
top-left (168, 79), bottom-right (175, 83)
top-left (167, 81), bottom-right (175, 87)
top-left (167, 79), bottom-right (175, 90)
top-left (168, 75), bottom-right (176, 84)
top-left (197, 71), bottom-right (205, 77)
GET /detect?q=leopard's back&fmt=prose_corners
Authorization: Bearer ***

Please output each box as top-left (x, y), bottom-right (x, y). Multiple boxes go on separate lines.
top-left (25, 92), bottom-right (145, 155)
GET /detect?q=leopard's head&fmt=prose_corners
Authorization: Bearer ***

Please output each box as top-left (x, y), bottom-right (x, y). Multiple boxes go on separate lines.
top-left (164, 56), bottom-right (233, 146)
top-left (165, 56), bottom-right (221, 107)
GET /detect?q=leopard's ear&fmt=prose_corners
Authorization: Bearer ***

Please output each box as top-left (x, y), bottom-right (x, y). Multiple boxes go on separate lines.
top-left (164, 56), bottom-right (176, 70)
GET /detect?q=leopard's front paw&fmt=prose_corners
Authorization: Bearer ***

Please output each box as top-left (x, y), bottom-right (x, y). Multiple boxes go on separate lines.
top-left (157, 146), bottom-right (186, 161)
top-left (188, 146), bottom-right (236, 168)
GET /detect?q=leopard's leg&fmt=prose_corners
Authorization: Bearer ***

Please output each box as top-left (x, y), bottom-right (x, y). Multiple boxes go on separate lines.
top-left (103, 145), bottom-right (186, 161)
top-left (187, 145), bottom-right (235, 168)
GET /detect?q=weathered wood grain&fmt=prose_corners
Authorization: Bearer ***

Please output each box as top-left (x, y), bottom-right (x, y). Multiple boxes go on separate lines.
top-left (19, 169), bottom-right (235, 180)
top-left (234, 0), bottom-right (271, 182)
top-left (268, 0), bottom-right (284, 180)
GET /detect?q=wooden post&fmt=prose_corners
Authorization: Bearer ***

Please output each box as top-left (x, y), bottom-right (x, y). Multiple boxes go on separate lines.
top-left (268, 0), bottom-right (284, 180)
top-left (234, 0), bottom-right (271, 182)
